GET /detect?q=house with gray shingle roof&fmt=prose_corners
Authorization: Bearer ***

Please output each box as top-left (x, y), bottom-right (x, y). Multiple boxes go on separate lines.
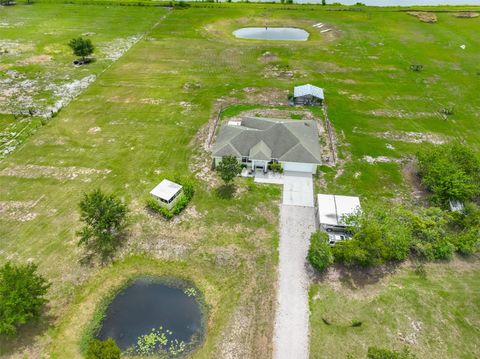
top-left (212, 117), bottom-right (321, 174)
top-left (293, 84), bottom-right (324, 106)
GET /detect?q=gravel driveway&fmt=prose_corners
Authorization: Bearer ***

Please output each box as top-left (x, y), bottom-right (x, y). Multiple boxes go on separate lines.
top-left (273, 204), bottom-right (316, 359)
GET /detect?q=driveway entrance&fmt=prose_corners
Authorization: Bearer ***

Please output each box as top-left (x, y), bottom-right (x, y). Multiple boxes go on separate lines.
top-left (282, 171), bottom-right (314, 207)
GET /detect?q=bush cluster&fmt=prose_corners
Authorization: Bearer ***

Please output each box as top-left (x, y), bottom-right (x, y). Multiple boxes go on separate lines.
top-left (86, 338), bottom-right (121, 359)
top-left (308, 201), bottom-right (480, 270)
top-left (146, 178), bottom-right (195, 220)
top-left (307, 231), bottom-right (333, 271)
top-left (416, 143), bottom-right (480, 208)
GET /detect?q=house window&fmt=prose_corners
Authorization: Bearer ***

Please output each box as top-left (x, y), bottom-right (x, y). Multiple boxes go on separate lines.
top-left (242, 156), bottom-right (248, 163)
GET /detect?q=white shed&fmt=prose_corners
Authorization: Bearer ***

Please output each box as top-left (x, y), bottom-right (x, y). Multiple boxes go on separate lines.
top-left (150, 179), bottom-right (183, 208)
top-left (317, 194), bottom-right (361, 231)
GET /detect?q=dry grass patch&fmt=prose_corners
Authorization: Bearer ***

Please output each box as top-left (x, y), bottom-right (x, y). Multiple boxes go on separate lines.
top-left (453, 12), bottom-right (479, 18)
top-left (407, 12), bottom-right (438, 23)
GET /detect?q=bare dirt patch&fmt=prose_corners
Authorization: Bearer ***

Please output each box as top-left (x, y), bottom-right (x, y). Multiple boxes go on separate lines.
top-left (98, 34), bottom-right (142, 61)
top-left (363, 155), bottom-right (403, 164)
top-left (263, 64), bottom-right (306, 80)
top-left (20, 55), bottom-right (52, 65)
top-left (407, 11), bottom-right (438, 23)
top-left (317, 262), bottom-right (404, 300)
top-left (453, 12), bottom-right (479, 18)
top-left (258, 51), bottom-right (279, 63)
top-left (367, 109), bottom-right (437, 119)
top-left (402, 160), bottom-right (428, 202)
top-left (0, 164), bottom-right (111, 181)
top-left (371, 130), bottom-right (447, 144)
top-left (0, 198), bottom-right (43, 222)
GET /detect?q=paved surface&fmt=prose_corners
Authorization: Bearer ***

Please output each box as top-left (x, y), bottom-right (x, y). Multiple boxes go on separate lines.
top-left (282, 171), bottom-right (314, 207)
top-left (273, 205), bottom-right (316, 359)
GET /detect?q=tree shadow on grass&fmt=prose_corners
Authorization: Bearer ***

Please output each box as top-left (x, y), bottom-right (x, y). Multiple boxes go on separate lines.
top-left (0, 308), bottom-right (55, 356)
top-left (313, 262), bottom-right (402, 290)
top-left (216, 184), bottom-right (236, 199)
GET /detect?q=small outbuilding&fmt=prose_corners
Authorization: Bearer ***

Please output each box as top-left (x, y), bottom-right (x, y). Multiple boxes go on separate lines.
top-left (150, 179), bottom-right (183, 209)
top-left (317, 194), bottom-right (361, 232)
top-left (293, 84), bottom-right (324, 106)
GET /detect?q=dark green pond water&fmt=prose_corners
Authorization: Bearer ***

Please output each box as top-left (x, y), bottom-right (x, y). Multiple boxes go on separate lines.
top-left (97, 278), bottom-right (203, 355)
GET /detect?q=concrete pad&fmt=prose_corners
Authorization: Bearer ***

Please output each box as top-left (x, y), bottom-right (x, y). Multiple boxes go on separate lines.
top-left (254, 171), bottom-right (284, 185)
top-left (282, 171), bottom-right (314, 207)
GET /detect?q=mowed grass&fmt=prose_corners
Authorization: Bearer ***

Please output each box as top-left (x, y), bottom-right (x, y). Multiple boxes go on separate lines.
top-left (309, 260), bottom-right (480, 358)
top-left (0, 3), bottom-right (479, 358)
top-left (0, 3), bottom-right (166, 156)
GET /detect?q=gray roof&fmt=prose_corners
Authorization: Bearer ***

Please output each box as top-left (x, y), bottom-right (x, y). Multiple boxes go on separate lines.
top-left (294, 84), bottom-right (324, 99)
top-left (212, 117), bottom-right (322, 164)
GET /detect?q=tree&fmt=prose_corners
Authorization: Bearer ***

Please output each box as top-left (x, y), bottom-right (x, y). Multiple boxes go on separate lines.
top-left (0, 262), bottom-right (50, 335)
top-left (86, 338), bottom-right (121, 359)
top-left (68, 37), bottom-right (94, 62)
top-left (332, 204), bottom-right (411, 267)
top-left (77, 189), bottom-right (128, 262)
top-left (307, 231), bottom-right (333, 271)
top-left (216, 155), bottom-right (242, 185)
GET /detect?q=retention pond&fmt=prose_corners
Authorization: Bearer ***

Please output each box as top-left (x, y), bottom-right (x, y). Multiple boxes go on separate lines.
top-left (96, 278), bottom-right (204, 356)
top-left (233, 27), bottom-right (309, 41)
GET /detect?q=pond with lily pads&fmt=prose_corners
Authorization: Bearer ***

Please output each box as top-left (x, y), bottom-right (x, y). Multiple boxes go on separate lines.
top-left (96, 278), bottom-right (204, 357)
top-left (233, 27), bottom-right (309, 41)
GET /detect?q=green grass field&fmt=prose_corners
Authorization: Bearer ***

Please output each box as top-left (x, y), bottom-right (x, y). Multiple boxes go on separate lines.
top-left (0, 2), bottom-right (479, 358)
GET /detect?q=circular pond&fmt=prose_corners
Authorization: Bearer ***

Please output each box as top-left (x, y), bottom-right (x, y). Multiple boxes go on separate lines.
top-left (96, 278), bottom-right (204, 356)
top-left (233, 27), bottom-right (309, 41)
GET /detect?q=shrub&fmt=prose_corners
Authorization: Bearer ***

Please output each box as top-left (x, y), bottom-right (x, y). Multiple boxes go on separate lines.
top-left (269, 162), bottom-right (283, 173)
top-left (439, 107), bottom-right (454, 116)
top-left (0, 262), bottom-right (50, 335)
top-left (307, 231), bottom-right (333, 271)
top-left (416, 143), bottom-right (480, 207)
top-left (410, 64), bottom-right (424, 72)
top-left (450, 228), bottom-right (479, 255)
top-left (86, 338), bottom-right (121, 359)
top-left (405, 207), bottom-right (455, 260)
top-left (367, 346), bottom-right (417, 359)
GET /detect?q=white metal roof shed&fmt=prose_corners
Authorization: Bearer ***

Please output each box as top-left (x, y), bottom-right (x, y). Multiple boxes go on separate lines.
top-left (294, 84), bottom-right (324, 100)
top-left (150, 179), bottom-right (182, 202)
top-left (317, 194), bottom-right (361, 226)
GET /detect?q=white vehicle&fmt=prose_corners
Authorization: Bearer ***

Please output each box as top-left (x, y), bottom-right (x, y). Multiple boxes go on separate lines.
top-left (328, 233), bottom-right (349, 245)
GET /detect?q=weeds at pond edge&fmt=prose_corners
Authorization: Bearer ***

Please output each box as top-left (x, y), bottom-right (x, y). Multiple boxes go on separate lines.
top-left (79, 275), bottom-right (208, 356)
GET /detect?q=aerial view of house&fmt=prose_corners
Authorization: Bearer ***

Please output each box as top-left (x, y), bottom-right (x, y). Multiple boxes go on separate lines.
top-left (212, 117), bottom-right (322, 173)
top-left (0, 1), bottom-right (479, 359)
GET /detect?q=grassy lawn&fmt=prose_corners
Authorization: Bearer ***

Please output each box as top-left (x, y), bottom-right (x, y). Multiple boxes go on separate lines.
top-left (0, 3), bottom-right (166, 157)
top-left (309, 259), bottom-right (480, 358)
top-left (0, 2), bottom-right (479, 358)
